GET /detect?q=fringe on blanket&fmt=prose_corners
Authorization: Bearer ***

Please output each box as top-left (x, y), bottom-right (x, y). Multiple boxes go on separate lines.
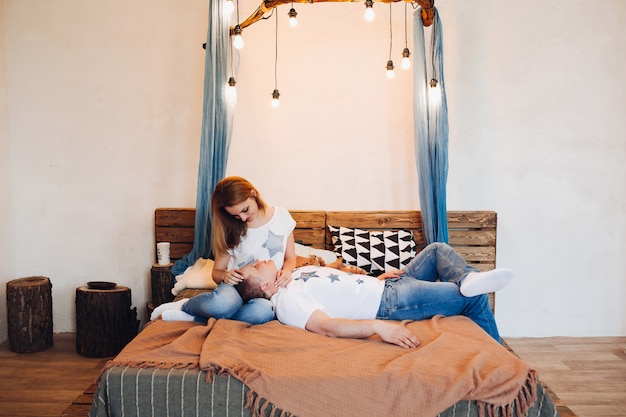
top-left (205, 366), bottom-right (294, 417)
top-left (477, 369), bottom-right (539, 417)
top-left (103, 360), bottom-right (199, 372)
top-left (245, 390), bottom-right (294, 417)
top-left (205, 366), bottom-right (538, 417)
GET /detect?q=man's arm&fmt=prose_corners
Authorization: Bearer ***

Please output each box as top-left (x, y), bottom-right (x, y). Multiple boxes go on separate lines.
top-left (305, 310), bottom-right (420, 348)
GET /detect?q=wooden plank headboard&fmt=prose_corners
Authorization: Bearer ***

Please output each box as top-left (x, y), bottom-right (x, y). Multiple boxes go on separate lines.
top-left (155, 208), bottom-right (497, 271)
top-left (153, 208), bottom-right (497, 312)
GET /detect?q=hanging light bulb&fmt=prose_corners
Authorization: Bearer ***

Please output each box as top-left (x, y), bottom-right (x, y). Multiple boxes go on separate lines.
top-left (288, 5), bottom-right (298, 27)
top-left (401, 48), bottom-right (411, 70)
top-left (364, 0), bottom-right (375, 22)
top-left (401, 3), bottom-right (411, 70)
top-left (224, 0), bottom-right (235, 15)
top-left (385, 3), bottom-right (394, 79)
top-left (233, 25), bottom-right (244, 49)
top-left (386, 60), bottom-right (395, 79)
top-left (271, 89), bottom-right (280, 108)
top-left (429, 79), bottom-right (441, 104)
top-left (226, 76), bottom-right (237, 102)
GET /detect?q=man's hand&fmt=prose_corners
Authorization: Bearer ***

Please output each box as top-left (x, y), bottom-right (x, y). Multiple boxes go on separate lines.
top-left (372, 321), bottom-right (420, 348)
top-left (306, 310), bottom-right (420, 348)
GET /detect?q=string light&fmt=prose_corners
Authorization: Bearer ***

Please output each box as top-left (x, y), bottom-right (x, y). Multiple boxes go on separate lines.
top-left (233, 25), bottom-right (244, 49)
top-left (364, 0), bottom-right (375, 22)
top-left (386, 60), bottom-right (395, 79)
top-left (429, 78), bottom-right (441, 104)
top-left (386, 3), bottom-right (394, 79)
top-left (401, 3), bottom-right (411, 70)
top-left (272, 89), bottom-right (280, 108)
top-left (226, 20), bottom-right (237, 104)
top-left (227, 76), bottom-right (237, 102)
top-left (401, 48), bottom-right (411, 70)
top-left (271, 12), bottom-right (280, 108)
top-left (288, 2), bottom-right (298, 27)
top-left (232, 0), bottom-right (243, 49)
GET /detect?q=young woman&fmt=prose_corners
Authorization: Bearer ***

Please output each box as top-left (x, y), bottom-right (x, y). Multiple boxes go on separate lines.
top-left (151, 176), bottom-right (297, 324)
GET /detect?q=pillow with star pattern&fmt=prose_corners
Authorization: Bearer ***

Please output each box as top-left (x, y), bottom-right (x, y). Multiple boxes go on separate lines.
top-left (328, 225), bottom-right (416, 275)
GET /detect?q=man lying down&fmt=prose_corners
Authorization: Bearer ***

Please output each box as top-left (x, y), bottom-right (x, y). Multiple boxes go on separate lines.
top-left (152, 242), bottom-right (513, 347)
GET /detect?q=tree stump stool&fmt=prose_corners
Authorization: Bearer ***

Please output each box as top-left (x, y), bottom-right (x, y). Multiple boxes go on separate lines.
top-left (75, 285), bottom-right (139, 358)
top-left (151, 263), bottom-right (175, 307)
top-left (6, 276), bottom-right (53, 353)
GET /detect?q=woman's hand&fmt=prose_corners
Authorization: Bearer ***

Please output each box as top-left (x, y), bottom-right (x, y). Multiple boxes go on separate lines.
top-left (275, 269), bottom-right (293, 288)
top-left (377, 270), bottom-right (404, 280)
top-left (223, 269), bottom-right (244, 286)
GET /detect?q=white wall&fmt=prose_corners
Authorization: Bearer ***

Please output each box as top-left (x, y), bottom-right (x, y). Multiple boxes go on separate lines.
top-left (1, 0), bottom-right (624, 342)
top-left (0, 0), bottom-right (15, 343)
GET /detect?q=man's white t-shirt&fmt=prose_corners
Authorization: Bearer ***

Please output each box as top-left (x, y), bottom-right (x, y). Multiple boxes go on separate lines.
top-left (272, 265), bottom-right (385, 329)
top-left (227, 206), bottom-right (296, 271)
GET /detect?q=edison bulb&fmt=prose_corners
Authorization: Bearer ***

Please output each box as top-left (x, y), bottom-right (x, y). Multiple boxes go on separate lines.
top-left (233, 34), bottom-right (244, 49)
top-left (288, 8), bottom-right (298, 27)
top-left (386, 60), bottom-right (395, 79)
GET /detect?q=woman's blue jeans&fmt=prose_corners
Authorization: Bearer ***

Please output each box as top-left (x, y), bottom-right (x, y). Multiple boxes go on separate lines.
top-left (375, 242), bottom-right (501, 343)
top-left (182, 283), bottom-right (275, 325)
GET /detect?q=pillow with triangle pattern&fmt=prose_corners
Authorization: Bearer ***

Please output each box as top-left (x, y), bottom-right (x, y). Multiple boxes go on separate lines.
top-left (328, 225), bottom-right (416, 275)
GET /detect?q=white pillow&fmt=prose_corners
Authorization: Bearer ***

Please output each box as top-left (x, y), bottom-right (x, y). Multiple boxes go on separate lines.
top-left (295, 242), bottom-right (338, 265)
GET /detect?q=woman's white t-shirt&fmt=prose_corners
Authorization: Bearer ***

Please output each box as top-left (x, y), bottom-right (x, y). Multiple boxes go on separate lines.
top-left (227, 206), bottom-right (296, 271)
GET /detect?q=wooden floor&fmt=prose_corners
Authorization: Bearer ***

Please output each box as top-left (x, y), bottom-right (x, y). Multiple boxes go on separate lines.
top-left (0, 333), bottom-right (110, 417)
top-left (0, 334), bottom-right (624, 417)
top-left (507, 336), bottom-right (626, 417)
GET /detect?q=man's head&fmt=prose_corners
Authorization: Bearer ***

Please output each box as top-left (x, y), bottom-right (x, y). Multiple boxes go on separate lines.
top-left (236, 260), bottom-right (280, 302)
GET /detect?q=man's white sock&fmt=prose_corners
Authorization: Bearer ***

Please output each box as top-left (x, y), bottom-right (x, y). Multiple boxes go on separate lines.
top-left (460, 269), bottom-right (513, 297)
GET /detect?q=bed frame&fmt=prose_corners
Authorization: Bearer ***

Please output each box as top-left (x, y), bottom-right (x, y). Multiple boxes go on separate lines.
top-left (67, 208), bottom-right (579, 417)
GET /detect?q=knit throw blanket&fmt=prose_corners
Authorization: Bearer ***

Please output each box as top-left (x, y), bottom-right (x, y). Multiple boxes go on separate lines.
top-left (105, 316), bottom-right (537, 417)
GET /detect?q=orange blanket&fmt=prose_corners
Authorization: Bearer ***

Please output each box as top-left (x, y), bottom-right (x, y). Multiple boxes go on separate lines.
top-left (106, 316), bottom-right (537, 417)
top-left (199, 316), bottom-right (537, 417)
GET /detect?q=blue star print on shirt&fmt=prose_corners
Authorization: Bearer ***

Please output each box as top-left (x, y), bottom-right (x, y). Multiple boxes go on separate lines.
top-left (297, 271), bottom-right (320, 282)
top-left (263, 230), bottom-right (285, 258)
top-left (295, 271), bottom-right (358, 284)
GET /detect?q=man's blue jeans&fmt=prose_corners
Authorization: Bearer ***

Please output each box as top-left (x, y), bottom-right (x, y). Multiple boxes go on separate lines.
top-left (182, 283), bottom-right (275, 325)
top-left (375, 242), bottom-right (501, 343)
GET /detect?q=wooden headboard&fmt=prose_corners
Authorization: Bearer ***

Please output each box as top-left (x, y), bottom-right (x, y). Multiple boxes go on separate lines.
top-left (155, 208), bottom-right (497, 272)
top-left (153, 208), bottom-right (497, 312)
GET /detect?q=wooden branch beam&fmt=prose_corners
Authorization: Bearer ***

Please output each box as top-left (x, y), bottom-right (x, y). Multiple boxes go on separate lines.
top-left (232, 0), bottom-right (435, 33)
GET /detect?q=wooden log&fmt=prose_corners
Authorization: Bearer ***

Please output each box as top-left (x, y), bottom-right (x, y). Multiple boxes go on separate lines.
top-left (75, 286), bottom-right (139, 358)
top-left (6, 276), bottom-right (53, 353)
top-left (151, 263), bottom-right (175, 307)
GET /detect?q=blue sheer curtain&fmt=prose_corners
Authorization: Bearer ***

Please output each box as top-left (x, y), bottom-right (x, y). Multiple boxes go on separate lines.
top-left (412, 7), bottom-right (449, 244)
top-left (172, 0), bottom-right (236, 276)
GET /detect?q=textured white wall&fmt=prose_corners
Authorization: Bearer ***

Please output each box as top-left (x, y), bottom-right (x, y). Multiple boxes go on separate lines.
top-left (0, 0), bottom-right (14, 343)
top-left (1, 0), bottom-right (624, 341)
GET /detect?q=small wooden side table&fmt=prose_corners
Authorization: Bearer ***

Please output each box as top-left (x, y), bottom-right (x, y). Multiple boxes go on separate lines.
top-left (151, 263), bottom-right (175, 307)
top-left (75, 285), bottom-right (139, 358)
top-left (6, 276), bottom-right (53, 353)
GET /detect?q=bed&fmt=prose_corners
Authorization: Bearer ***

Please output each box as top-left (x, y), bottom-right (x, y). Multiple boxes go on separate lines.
top-left (88, 209), bottom-right (570, 417)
